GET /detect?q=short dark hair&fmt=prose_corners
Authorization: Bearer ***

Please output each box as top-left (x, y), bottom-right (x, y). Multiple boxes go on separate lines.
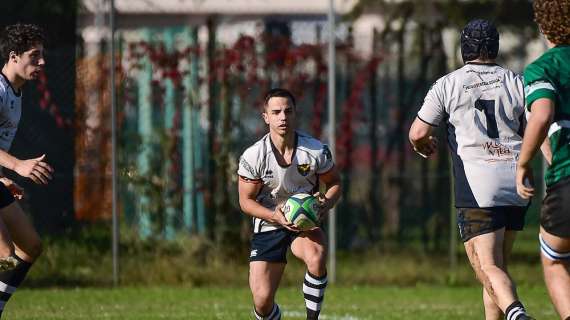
top-left (533, 0), bottom-right (570, 45)
top-left (460, 19), bottom-right (499, 63)
top-left (0, 24), bottom-right (46, 63)
top-left (264, 88), bottom-right (296, 109)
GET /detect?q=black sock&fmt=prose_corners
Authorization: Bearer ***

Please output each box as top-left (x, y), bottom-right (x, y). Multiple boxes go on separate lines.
top-left (0, 254), bottom-right (32, 316)
top-left (505, 301), bottom-right (528, 320)
top-left (304, 271), bottom-right (327, 320)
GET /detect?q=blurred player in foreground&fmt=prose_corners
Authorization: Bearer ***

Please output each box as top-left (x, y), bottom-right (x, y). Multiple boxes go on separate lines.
top-left (237, 88), bottom-right (341, 319)
top-left (516, 1), bottom-right (570, 319)
top-left (0, 23), bottom-right (54, 317)
top-left (409, 19), bottom-right (534, 320)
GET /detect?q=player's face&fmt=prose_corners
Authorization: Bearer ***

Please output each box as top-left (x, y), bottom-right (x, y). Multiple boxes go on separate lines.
top-left (263, 96), bottom-right (296, 136)
top-left (11, 43), bottom-right (45, 81)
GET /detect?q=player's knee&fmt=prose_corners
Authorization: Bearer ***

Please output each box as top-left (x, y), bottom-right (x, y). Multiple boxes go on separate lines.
top-left (0, 246), bottom-right (13, 259)
top-left (478, 262), bottom-right (500, 279)
top-left (27, 239), bottom-right (43, 260)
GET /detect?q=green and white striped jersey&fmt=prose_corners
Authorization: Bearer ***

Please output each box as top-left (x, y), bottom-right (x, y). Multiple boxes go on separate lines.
top-left (524, 45), bottom-right (570, 187)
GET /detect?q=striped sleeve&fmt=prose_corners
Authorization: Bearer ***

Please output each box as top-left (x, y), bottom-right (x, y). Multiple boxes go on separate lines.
top-left (524, 80), bottom-right (556, 111)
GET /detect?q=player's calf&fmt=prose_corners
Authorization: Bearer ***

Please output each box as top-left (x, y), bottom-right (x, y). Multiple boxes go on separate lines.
top-left (252, 290), bottom-right (276, 317)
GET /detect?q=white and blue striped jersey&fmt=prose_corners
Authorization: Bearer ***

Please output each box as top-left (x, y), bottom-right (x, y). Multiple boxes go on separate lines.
top-left (417, 62), bottom-right (528, 208)
top-left (237, 131), bottom-right (334, 233)
top-left (0, 73), bottom-right (22, 151)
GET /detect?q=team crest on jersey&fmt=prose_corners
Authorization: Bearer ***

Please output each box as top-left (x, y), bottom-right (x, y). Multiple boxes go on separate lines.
top-left (297, 164), bottom-right (311, 176)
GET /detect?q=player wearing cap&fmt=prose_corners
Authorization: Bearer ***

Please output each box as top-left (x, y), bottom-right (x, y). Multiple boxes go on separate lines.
top-left (409, 19), bottom-right (533, 320)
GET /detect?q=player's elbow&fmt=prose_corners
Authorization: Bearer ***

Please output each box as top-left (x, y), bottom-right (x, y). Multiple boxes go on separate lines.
top-left (409, 118), bottom-right (428, 143)
top-left (408, 125), bottom-right (427, 146)
top-left (238, 197), bottom-right (254, 214)
top-left (238, 197), bottom-right (247, 212)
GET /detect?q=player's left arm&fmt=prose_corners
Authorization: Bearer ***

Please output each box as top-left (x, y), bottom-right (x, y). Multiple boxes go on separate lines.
top-left (0, 151), bottom-right (53, 184)
top-left (316, 165), bottom-right (341, 218)
top-left (516, 97), bottom-right (554, 199)
top-left (409, 118), bottom-right (438, 158)
top-left (540, 136), bottom-right (552, 165)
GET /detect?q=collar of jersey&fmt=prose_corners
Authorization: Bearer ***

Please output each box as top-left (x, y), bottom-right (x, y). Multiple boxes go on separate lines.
top-left (465, 61), bottom-right (499, 66)
top-left (0, 72), bottom-right (22, 97)
top-left (268, 131), bottom-right (298, 168)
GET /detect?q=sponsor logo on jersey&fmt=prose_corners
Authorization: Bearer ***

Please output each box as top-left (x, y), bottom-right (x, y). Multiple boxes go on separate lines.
top-left (264, 170), bottom-right (274, 179)
top-left (463, 78), bottom-right (501, 90)
top-left (466, 69), bottom-right (496, 75)
top-left (240, 157), bottom-right (255, 176)
top-left (297, 164), bottom-right (311, 176)
top-left (482, 141), bottom-right (514, 160)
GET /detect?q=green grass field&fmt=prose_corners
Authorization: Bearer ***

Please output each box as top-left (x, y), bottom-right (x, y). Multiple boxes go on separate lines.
top-left (4, 285), bottom-right (557, 319)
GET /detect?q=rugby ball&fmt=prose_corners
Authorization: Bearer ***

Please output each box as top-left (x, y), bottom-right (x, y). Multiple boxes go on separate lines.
top-left (282, 193), bottom-right (319, 230)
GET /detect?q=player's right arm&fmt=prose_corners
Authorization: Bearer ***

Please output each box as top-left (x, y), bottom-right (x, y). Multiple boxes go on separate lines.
top-left (0, 152), bottom-right (53, 184)
top-left (237, 178), bottom-right (299, 232)
top-left (409, 79), bottom-right (444, 158)
top-left (517, 97), bottom-right (554, 199)
top-left (526, 108), bottom-right (553, 165)
top-left (409, 119), bottom-right (438, 158)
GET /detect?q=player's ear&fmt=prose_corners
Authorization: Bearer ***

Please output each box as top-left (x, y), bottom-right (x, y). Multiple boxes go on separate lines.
top-left (8, 51), bottom-right (18, 62)
top-left (262, 109), bottom-right (269, 125)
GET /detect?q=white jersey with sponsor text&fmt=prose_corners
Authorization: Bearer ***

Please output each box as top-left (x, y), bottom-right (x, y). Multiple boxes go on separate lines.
top-left (237, 131), bottom-right (334, 233)
top-left (417, 62), bottom-right (528, 208)
top-left (0, 73), bottom-right (22, 151)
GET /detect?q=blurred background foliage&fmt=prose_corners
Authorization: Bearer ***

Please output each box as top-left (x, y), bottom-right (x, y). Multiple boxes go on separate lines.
top-left (1, 0), bottom-right (548, 286)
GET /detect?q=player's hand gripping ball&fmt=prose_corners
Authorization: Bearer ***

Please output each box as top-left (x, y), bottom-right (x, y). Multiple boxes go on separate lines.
top-left (282, 193), bottom-right (319, 230)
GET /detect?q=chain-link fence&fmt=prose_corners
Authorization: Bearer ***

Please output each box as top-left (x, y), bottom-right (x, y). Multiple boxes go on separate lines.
top-left (4, 1), bottom-right (547, 256)
top-left (74, 14), bottom-right (464, 251)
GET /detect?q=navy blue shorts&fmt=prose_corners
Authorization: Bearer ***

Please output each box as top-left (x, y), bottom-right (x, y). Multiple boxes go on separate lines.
top-left (457, 206), bottom-right (527, 242)
top-left (0, 183), bottom-right (14, 209)
top-left (249, 229), bottom-right (299, 263)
